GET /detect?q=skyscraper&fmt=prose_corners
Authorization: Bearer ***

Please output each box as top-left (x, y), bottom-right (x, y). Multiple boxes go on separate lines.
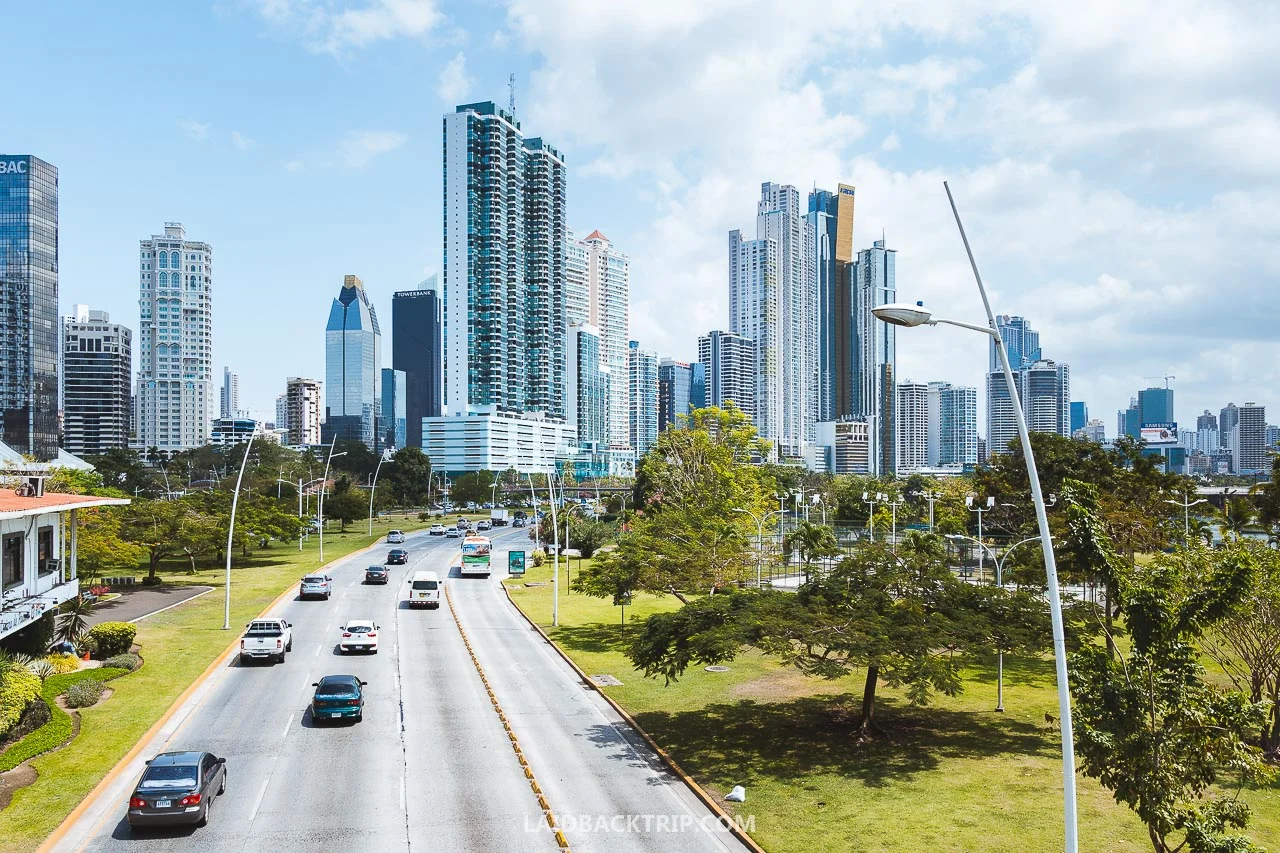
top-left (572, 230), bottom-right (631, 451)
top-left (565, 233), bottom-right (589, 327)
top-left (934, 382), bottom-right (978, 467)
top-left (380, 368), bottom-right (406, 452)
top-left (323, 275), bottom-right (382, 448)
top-left (992, 316), bottom-right (1040, 371)
top-left (1233, 402), bottom-right (1267, 474)
top-left (807, 184), bottom-right (855, 422)
top-left (657, 358), bottom-right (706, 432)
top-left (1070, 401), bottom-right (1088, 434)
top-left (729, 182), bottom-right (816, 459)
top-left (895, 381), bottom-right (929, 474)
top-left (0, 155), bottom-right (59, 459)
top-left (136, 223), bottom-right (213, 452)
top-left (1220, 403), bottom-right (1239, 449)
top-left (987, 359), bottom-right (1070, 456)
top-left (628, 341), bottom-right (658, 456)
top-left (852, 239), bottom-right (897, 475)
top-left (392, 281), bottom-right (443, 448)
top-left (1197, 410), bottom-right (1218, 431)
top-left (220, 366), bottom-right (239, 419)
top-left (698, 331), bottom-right (757, 420)
top-left (62, 306), bottom-right (131, 456)
top-left (566, 323), bottom-right (608, 450)
top-left (1137, 386), bottom-right (1174, 426)
top-left (286, 378), bottom-right (322, 446)
top-left (274, 394), bottom-right (288, 432)
top-left (523, 135), bottom-right (568, 421)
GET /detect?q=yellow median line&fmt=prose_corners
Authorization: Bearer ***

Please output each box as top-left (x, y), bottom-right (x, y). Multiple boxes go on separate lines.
top-left (38, 535), bottom-right (391, 853)
top-left (500, 582), bottom-right (766, 853)
top-left (445, 569), bottom-right (571, 851)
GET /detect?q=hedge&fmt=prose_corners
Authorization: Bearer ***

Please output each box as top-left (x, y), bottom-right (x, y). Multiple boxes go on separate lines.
top-left (100, 653), bottom-right (142, 672)
top-left (85, 622), bottom-right (137, 658)
top-left (64, 679), bottom-right (106, 709)
top-left (0, 669), bottom-right (41, 740)
top-left (0, 668), bottom-right (128, 772)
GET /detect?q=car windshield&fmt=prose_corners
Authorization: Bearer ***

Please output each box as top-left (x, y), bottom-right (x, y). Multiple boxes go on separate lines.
top-left (139, 765), bottom-right (198, 789)
top-left (411, 580), bottom-right (438, 591)
top-left (347, 625), bottom-right (372, 633)
top-left (317, 680), bottom-right (357, 696)
top-left (302, 576), bottom-right (325, 584)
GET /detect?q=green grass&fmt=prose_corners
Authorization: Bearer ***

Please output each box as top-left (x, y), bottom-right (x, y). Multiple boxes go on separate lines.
top-left (505, 560), bottom-right (1280, 853)
top-left (0, 516), bottom-right (424, 853)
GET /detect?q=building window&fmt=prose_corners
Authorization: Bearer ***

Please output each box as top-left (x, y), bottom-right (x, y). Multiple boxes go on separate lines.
top-left (2, 533), bottom-right (23, 589)
top-left (170, 251), bottom-right (180, 267)
top-left (38, 526), bottom-right (55, 576)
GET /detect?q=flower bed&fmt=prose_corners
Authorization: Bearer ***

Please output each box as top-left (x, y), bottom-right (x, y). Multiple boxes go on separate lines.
top-left (0, 668), bottom-right (129, 774)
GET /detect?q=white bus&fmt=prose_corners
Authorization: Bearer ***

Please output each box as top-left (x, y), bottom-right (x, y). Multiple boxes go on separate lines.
top-left (460, 536), bottom-right (492, 578)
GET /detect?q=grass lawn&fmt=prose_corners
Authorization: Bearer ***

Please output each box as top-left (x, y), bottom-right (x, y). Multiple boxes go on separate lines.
top-left (505, 559), bottom-right (1280, 853)
top-left (0, 516), bottom-right (426, 853)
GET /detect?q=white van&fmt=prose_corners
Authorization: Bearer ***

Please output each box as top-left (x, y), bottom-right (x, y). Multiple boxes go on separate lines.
top-left (408, 570), bottom-right (441, 609)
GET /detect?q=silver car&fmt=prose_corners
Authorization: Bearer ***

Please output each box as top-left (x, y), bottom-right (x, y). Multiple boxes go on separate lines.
top-left (299, 574), bottom-right (333, 600)
top-left (128, 751), bottom-right (226, 830)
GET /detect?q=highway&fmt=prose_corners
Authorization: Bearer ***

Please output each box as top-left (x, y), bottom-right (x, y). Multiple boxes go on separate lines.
top-left (59, 527), bottom-right (749, 853)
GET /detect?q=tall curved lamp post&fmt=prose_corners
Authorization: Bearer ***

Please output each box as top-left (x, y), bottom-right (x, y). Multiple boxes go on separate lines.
top-left (869, 181), bottom-right (1078, 853)
top-left (368, 449), bottom-right (393, 536)
top-left (734, 507), bottom-right (786, 587)
top-left (223, 434), bottom-right (256, 630)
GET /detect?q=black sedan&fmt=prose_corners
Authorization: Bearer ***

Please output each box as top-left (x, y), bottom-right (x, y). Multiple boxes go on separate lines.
top-left (364, 565), bottom-right (390, 584)
top-left (386, 549), bottom-right (408, 565)
top-left (310, 674), bottom-right (367, 723)
top-left (127, 751), bottom-right (226, 830)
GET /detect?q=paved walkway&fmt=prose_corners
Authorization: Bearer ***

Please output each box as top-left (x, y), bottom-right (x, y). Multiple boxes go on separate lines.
top-left (85, 585), bottom-right (214, 627)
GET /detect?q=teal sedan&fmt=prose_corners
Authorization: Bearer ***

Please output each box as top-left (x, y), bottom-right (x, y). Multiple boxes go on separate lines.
top-left (310, 675), bottom-right (367, 723)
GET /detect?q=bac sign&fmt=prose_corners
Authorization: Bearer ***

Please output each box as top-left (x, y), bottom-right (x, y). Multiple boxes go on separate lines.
top-left (508, 550), bottom-right (526, 576)
top-left (0, 161), bottom-right (27, 175)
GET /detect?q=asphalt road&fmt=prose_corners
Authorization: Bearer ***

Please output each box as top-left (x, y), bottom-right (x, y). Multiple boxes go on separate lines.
top-left (60, 528), bottom-right (749, 853)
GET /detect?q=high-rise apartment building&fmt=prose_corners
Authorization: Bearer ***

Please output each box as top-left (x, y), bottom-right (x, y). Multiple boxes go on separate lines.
top-left (657, 358), bottom-right (706, 432)
top-left (565, 235), bottom-right (589, 327)
top-left (895, 381), bottom-right (929, 474)
top-left (987, 359), bottom-right (1070, 456)
top-left (563, 230), bottom-right (631, 450)
top-left (852, 239), bottom-right (897, 475)
top-left (1232, 402), bottom-right (1267, 474)
top-left (136, 223), bottom-right (213, 452)
top-left (62, 306), bottom-right (131, 456)
top-left (933, 382), bottom-right (978, 467)
top-left (566, 324), bottom-right (608, 450)
top-left (807, 184), bottom-right (855, 422)
top-left (1197, 410), bottom-right (1218, 431)
top-left (729, 182), bottom-right (816, 459)
top-left (1083, 419), bottom-right (1106, 444)
top-left (1220, 403), bottom-right (1239, 449)
top-left (323, 275), bottom-right (381, 448)
top-left (286, 378), bottom-right (322, 446)
top-left (392, 281), bottom-right (443, 448)
top-left (992, 316), bottom-right (1040, 371)
top-left (698, 331), bottom-right (756, 421)
top-left (274, 394), bottom-right (288, 432)
top-left (628, 340), bottom-right (658, 456)
top-left (220, 366), bottom-right (239, 419)
top-left (0, 155), bottom-right (59, 460)
top-left (380, 368), bottom-right (406, 452)
top-left (816, 420), bottom-right (871, 474)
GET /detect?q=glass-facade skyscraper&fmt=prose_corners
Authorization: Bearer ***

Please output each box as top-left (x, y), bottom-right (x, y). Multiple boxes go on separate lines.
top-left (657, 358), bottom-right (706, 432)
top-left (992, 315), bottom-right (1040, 371)
top-left (1137, 387), bottom-right (1174, 426)
top-left (807, 184), bottom-right (856, 422)
top-left (0, 155), bottom-right (59, 460)
top-left (380, 368), bottom-right (406, 452)
top-left (852, 239), bottom-right (897, 475)
top-left (62, 306), bottom-right (131, 457)
top-left (628, 340), bottom-right (658, 456)
top-left (392, 280), bottom-right (442, 448)
top-left (323, 275), bottom-right (382, 448)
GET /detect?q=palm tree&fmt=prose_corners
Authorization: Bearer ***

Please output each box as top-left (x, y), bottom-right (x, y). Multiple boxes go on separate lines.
top-left (1187, 516), bottom-right (1215, 547)
top-left (1221, 498), bottom-right (1257, 540)
top-left (57, 595), bottom-right (95, 646)
top-left (900, 529), bottom-right (946, 561)
top-left (786, 520), bottom-right (839, 579)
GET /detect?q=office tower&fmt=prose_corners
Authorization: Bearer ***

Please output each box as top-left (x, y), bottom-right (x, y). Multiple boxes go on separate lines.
top-left (1137, 386), bottom-right (1174, 426)
top-left (936, 383), bottom-right (978, 467)
top-left (816, 420), bottom-right (871, 474)
top-left (1083, 419), bottom-right (1106, 443)
top-left (274, 394), bottom-right (288, 432)
top-left (441, 101), bottom-right (567, 423)
top-left (807, 184), bottom-right (855, 422)
top-left (323, 275), bottom-right (382, 448)
top-left (61, 305), bottom-right (131, 456)
top-left (0, 155), bottom-right (59, 460)
top-left (1197, 410), bottom-right (1218, 431)
top-left (992, 316), bottom-right (1040, 371)
top-left (564, 230), bottom-right (631, 450)
top-left (628, 340), bottom-right (658, 456)
top-left (136, 223), bottom-right (213, 452)
top-left (1070, 401), bottom-right (1088, 435)
top-left (1220, 403), bottom-right (1239, 449)
top-left (986, 359), bottom-right (1070, 457)
top-left (380, 368), bottom-right (406, 452)
top-left (698, 331), bottom-right (757, 419)
top-left (657, 358), bottom-right (706, 432)
top-left (286, 378), bottom-right (322, 446)
top-left (392, 281), bottom-right (443, 448)
top-left (977, 436), bottom-right (987, 464)
top-left (895, 381), bottom-right (929, 474)
top-left (852, 239), bottom-right (897, 475)
top-left (1232, 402), bottom-right (1267, 474)
top-left (566, 324), bottom-right (608, 449)
top-left (729, 182), bottom-right (816, 459)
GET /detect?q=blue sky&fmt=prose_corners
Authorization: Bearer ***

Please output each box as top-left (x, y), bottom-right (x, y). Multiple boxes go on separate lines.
top-left (10, 0), bottom-right (1280, 433)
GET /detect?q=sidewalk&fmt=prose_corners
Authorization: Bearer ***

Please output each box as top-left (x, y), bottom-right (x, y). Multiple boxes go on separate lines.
top-left (85, 585), bottom-right (214, 627)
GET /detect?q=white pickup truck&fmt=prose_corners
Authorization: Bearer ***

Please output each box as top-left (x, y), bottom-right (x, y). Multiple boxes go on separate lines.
top-left (239, 619), bottom-right (293, 664)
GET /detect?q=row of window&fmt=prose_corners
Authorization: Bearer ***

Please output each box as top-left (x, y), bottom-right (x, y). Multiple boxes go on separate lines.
top-left (1, 527), bottom-right (56, 590)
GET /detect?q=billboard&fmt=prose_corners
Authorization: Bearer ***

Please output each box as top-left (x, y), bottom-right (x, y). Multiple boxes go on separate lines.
top-left (1140, 423), bottom-right (1179, 445)
top-left (508, 551), bottom-right (526, 576)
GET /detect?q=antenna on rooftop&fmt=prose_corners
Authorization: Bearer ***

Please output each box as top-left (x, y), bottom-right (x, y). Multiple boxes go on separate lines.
top-left (509, 73), bottom-right (516, 116)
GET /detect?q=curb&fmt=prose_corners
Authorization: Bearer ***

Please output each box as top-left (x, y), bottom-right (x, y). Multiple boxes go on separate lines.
top-left (499, 582), bottom-right (766, 853)
top-left (37, 534), bottom-right (392, 853)
top-left (445, 578), bottom-right (571, 851)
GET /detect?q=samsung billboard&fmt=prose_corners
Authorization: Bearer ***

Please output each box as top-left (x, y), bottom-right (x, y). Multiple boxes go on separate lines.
top-left (1140, 423), bottom-right (1179, 445)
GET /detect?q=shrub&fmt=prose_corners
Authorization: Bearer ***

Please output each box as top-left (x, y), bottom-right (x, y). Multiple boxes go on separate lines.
top-left (100, 653), bottom-right (142, 672)
top-left (0, 667), bottom-right (128, 772)
top-left (28, 660), bottom-right (54, 682)
top-left (63, 678), bottom-right (106, 709)
top-left (0, 668), bottom-right (41, 739)
top-left (85, 621), bottom-right (137, 658)
top-left (1, 698), bottom-right (51, 747)
top-left (418, 512), bottom-right (430, 521)
top-left (45, 653), bottom-right (81, 674)
top-left (531, 549), bottom-right (547, 567)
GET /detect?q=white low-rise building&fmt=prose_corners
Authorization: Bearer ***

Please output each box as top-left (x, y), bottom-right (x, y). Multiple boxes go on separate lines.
top-left (422, 407), bottom-right (577, 474)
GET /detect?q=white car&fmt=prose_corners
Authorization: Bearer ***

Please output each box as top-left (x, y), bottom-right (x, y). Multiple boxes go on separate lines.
top-left (429, 524), bottom-right (446, 536)
top-left (475, 520), bottom-right (492, 531)
top-left (387, 530), bottom-right (405, 544)
top-left (339, 619), bottom-right (380, 654)
top-left (445, 526), bottom-right (461, 538)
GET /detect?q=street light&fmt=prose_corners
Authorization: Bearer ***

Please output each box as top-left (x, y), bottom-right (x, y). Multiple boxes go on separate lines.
top-left (887, 496), bottom-right (904, 546)
top-left (870, 180), bottom-right (1078, 853)
top-left (862, 492), bottom-right (886, 541)
top-left (368, 449), bottom-right (393, 536)
top-left (966, 495), bottom-right (996, 582)
top-left (223, 433), bottom-right (256, 630)
top-left (318, 440), bottom-right (346, 564)
top-left (916, 490), bottom-right (943, 531)
top-left (1165, 494), bottom-right (1208, 542)
top-left (734, 507), bottom-right (786, 587)
top-left (946, 533), bottom-right (1043, 713)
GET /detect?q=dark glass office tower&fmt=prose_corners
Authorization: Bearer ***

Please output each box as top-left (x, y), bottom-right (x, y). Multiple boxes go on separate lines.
top-left (0, 155), bottom-right (58, 460)
top-left (392, 283), bottom-right (442, 447)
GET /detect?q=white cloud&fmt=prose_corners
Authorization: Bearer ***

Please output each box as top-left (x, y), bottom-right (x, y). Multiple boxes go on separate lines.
top-left (881, 133), bottom-right (901, 151)
top-left (436, 52), bottom-right (472, 102)
top-left (250, 0), bottom-right (440, 55)
top-left (178, 119), bottom-right (210, 140)
top-left (337, 130), bottom-right (408, 169)
top-left (231, 131), bottom-right (253, 150)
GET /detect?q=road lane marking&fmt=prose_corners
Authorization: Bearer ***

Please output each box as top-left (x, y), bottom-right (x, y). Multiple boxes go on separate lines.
top-left (281, 712), bottom-right (294, 740)
top-left (249, 779), bottom-right (269, 822)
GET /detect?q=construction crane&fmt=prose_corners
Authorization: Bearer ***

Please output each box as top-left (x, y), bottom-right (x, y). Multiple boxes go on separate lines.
top-left (1144, 375), bottom-right (1176, 388)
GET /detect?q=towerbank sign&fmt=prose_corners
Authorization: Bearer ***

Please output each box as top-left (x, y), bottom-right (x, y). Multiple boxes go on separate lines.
top-left (0, 160), bottom-right (28, 174)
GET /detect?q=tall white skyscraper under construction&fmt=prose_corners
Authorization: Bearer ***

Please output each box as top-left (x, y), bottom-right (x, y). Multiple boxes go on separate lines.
top-left (136, 223), bottom-right (213, 452)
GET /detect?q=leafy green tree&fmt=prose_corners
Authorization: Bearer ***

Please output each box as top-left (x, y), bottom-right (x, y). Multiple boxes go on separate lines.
top-left (85, 448), bottom-right (158, 496)
top-left (385, 447), bottom-right (432, 506)
top-left (1221, 497), bottom-right (1257, 539)
top-left (784, 520), bottom-right (839, 578)
top-left (323, 478), bottom-right (368, 530)
top-left (118, 498), bottom-right (220, 578)
top-left (74, 508), bottom-right (146, 583)
top-left (450, 470), bottom-right (499, 506)
top-left (1253, 456), bottom-right (1280, 535)
top-left (566, 516), bottom-right (616, 558)
top-left (571, 550), bottom-right (639, 608)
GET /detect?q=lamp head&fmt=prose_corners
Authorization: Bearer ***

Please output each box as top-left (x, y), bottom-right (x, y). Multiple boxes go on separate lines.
top-left (986, 496), bottom-right (995, 508)
top-left (965, 494), bottom-right (974, 508)
top-left (872, 301), bottom-right (933, 328)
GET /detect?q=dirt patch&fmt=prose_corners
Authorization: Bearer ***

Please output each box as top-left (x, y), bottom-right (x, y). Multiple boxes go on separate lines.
top-left (0, 763), bottom-right (37, 811)
top-left (729, 668), bottom-right (817, 702)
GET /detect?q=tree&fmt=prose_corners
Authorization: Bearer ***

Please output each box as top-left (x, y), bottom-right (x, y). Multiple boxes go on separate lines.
top-left (323, 478), bottom-right (367, 531)
top-left (385, 447), bottom-right (432, 506)
top-left (628, 541), bottom-right (1050, 738)
top-left (566, 516), bottom-right (616, 558)
top-left (74, 508), bottom-right (146, 582)
top-left (118, 498), bottom-right (220, 578)
top-left (1070, 541), bottom-right (1275, 853)
top-left (450, 470), bottom-right (498, 506)
top-left (571, 549), bottom-right (639, 612)
top-left (784, 520), bottom-right (839, 578)
top-left (1221, 497), bottom-right (1257, 540)
top-left (1204, 542), bottom-right (1280, 756)
top-left (56, 595), bottom-right (95, 645)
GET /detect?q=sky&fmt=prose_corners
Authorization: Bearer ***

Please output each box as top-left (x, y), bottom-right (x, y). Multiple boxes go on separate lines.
top-left (8, 0), bottom-right (1280, 434)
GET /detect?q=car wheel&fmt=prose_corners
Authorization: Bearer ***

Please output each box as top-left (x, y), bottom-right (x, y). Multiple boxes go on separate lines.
top-left (277, 652), bottom-right (286, 664)
top-left (286, 639), bottom-right (293, 652)
top-left (354, 711), bottom-right (363, 723)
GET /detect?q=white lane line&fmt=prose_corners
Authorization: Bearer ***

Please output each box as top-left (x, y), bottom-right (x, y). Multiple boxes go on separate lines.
top-left (313, 645), bottom-right (320, 657)
top-left (249, 778), bottom-right (269, 822)
top-left (280, 711), bottom-right (294, 740)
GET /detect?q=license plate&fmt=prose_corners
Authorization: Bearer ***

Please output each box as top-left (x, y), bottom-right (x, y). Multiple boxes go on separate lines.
top-left (155, 799), bottom-right (171, 808)
top-left (329, 713), bottom-right (341, 718)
